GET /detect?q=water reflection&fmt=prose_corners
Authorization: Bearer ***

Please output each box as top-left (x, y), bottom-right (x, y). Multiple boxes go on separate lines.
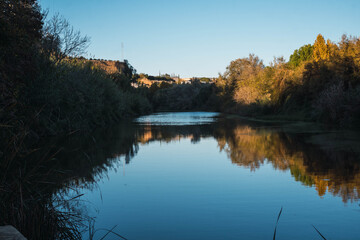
top-left (132, 118), bottom-right (360, 203)
top-left (46, 116), bottom-right (360, 203)
top-left (213, 120), bottom-right (360, 202)
top-left (0, 123), bottom-right (144, 239)
top-left (2, 113), bottom-right (360, 238)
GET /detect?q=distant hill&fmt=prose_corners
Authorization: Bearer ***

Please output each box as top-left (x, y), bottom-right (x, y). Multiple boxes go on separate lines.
top-left (89, 59), bottom-right (127, 74)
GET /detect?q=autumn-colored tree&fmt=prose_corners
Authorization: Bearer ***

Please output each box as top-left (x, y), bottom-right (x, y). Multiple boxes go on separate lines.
top-left (313, 34), bottom-right (329, 61)
top-left (326, 39), bottom-right (339, 60)
top-left (213, 32), bottom-right (360, 125)
top-left (223, 54), bottom-right (264, 91)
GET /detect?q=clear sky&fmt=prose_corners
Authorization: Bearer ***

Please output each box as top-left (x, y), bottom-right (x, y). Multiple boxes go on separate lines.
top-left (39, 0), bottom-right (360, 78)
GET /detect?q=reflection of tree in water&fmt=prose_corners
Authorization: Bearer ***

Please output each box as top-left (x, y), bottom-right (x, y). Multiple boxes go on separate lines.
top-left (0, 121), bottom-right (216, 239)
top-left (0, 121), bottom-right (144, 239)
top-left (136, 124), bottom-right (214, 145)
top-left (118, 120), bottom-right (360, 203)
top-left (32, 120), bottom-right (360, 205)
top-left (213, 119), bottom-right (360, 203)
top-left (132, 119), bottom-right (360, 203)
top-left (44, 122), bottom-right (143, 188)
top-left (2, 118), bottom-right (360, 238)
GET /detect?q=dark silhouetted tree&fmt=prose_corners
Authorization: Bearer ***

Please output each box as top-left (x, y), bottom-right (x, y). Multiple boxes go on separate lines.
top-left (42, 13), bottom-right (90, 59)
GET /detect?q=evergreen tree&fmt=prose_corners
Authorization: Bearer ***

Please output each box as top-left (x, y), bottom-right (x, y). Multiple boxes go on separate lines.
top-left (289, 44), bottom-right (313, 67)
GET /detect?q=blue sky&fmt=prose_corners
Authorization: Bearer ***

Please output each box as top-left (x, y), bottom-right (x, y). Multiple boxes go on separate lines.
top-left (39, 0), bottom-right (360, 78)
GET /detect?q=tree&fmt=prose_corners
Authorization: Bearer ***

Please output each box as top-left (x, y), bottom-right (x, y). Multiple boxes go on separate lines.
top-left (0, 0), bottom-right (43, 136)
top-left (224, 54), bottom-right (264, 92)
top-left (289, 44), bottom-right (313, 67)
top-left (42, 13), bottom-right (90, 59)
top-left (0, 0), bottom-right (43, 80)
top-left (313, 34), bottom-right (329, 62)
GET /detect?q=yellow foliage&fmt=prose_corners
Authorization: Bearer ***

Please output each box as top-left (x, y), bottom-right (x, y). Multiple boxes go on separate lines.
top-left (313, 34), bottom-right (330, 61)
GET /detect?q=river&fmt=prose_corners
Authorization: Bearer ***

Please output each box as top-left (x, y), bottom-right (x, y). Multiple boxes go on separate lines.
top-left (28, 112), bottom-right (360, 239)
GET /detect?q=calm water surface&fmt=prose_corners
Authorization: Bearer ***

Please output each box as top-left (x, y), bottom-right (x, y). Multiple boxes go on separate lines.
top-left (59, 112), bottom-right (360, 240)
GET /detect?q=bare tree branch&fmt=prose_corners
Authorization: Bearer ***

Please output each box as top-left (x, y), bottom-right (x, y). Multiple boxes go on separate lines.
top-left (42, 13), bottom-right (90, 59)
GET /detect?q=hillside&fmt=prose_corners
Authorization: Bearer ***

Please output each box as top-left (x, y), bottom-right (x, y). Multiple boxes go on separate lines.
top-left (88, 59), bottom-right (127, 74)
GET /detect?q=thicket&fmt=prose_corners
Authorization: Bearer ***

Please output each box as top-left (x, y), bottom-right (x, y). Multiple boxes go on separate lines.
top-left (24, 58), bottom-right (151, 135)
top-left (0, 0), bottom-right (151, 140)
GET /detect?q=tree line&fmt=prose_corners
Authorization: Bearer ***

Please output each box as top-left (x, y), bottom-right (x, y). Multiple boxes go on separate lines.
top-left (214, 34), bottom-right (360, 126)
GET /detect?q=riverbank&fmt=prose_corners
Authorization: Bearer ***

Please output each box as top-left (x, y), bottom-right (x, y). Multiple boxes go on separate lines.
top-left (217, 108), bottom-right (360, 130)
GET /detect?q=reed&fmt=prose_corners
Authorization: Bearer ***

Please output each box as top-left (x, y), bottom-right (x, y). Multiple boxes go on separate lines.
top-left (273, 207), bottom-right (328, 240)
top-left (273, 207), bottom-right (283, 240)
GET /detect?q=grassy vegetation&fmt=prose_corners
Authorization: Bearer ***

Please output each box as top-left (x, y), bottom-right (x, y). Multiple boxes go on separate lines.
top-left (24, 58), bottom-right (151, 135)
top-left (0, 142), bottom-right (87, 239)
top-left (0, 121), bottom-right (144, 239)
